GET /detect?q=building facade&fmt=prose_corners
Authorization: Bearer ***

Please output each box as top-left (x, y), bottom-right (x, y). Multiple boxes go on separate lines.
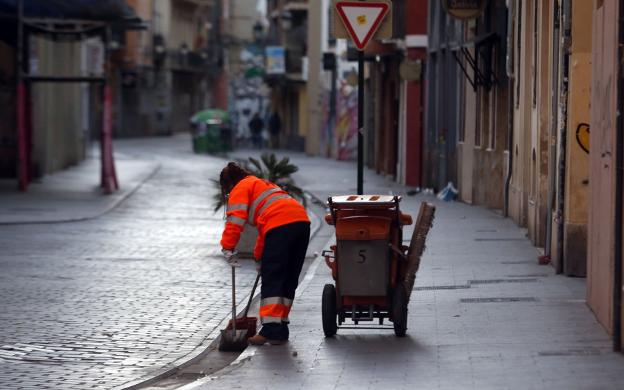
top-left (425, 1), bottom-right (461, 193)
top-left (588, 0), bottom-right (623, 350)
top-left (0, 0), bottom-right (136, 183)
top-left (426, 0), bottom-right (624, 350)
top-left (327, 0), bottom-right (428, 190)
top-left (264, 0), bottom-right (311, 151)
top-left (264, 0), bottom-right (428, 188)
top-left (116, 0), bottom-right (225, 137)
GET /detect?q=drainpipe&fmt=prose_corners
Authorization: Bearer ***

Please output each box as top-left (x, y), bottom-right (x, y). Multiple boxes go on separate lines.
top-left (545, 1), bottom-right (560, 260)
top-left (555, 0), bottom-right (571, 274)
top-left (503, 0), bottom-right (514, 218)
top-left (613, 0), bottom-right (624, 352)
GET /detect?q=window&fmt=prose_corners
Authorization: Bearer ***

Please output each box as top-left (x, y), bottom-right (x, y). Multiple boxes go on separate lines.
top-left (458, 65), bottom-right (466, 143)
top-left (515, 0), bottom-right (522, 108)
top-left (532, 0), bottom-right (538, 107)
top-left (475, 84), bottom-right (482, 147)
top-left (488, 46), bottom-right (498, 150)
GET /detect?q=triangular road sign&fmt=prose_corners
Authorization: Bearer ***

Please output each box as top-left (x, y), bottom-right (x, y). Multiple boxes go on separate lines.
top-left (335, 1), bottom-right (390, 50)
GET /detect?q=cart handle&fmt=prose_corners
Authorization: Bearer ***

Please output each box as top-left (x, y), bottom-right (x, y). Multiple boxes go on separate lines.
top-left (322, 249), bottom-right (337, 279)
top-left (388, 243), bottom-right (408, 261)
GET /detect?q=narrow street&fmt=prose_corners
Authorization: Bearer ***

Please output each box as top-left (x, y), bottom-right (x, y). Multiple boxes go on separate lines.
top-left (1, 136), bottom-right (624, 389)
top-left (1, 0), bottom-right (624, 389)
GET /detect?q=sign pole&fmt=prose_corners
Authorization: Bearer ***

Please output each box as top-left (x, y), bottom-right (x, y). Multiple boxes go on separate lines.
top-left (357, 49), bottom-right (364, 195)
top-left (16, 0), bottom-right (27, 191)
top-left (333, 0), bottom-right (391, 195)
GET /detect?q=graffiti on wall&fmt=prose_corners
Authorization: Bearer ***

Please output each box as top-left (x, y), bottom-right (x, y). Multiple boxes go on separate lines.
top-left (229, 45), bottom-right (268, 141)
top-left (576, 122), bottom-right (590, 154)
top-left (335, 82), bottom-right (358, 161)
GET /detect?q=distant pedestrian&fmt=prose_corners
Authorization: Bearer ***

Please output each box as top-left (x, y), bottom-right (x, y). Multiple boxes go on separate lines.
top-left (219, 162), bottom-right (310, 345)
top-left (268, 111), bottom-right (282, 149)
top-left (248, 113), bottom-right (264, 149)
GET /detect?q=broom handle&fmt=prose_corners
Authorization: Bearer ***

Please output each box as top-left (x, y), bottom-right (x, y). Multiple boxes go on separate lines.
top-left (243, 273), bottom-right (261, 318)
top-left (231, 265), bottom-right (237, 333)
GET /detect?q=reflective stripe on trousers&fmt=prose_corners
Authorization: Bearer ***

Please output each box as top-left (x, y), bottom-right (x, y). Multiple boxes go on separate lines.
top-left (261, 315), bottom-right (290, 324)
top-left (260, 297), bottom-right (292, 324)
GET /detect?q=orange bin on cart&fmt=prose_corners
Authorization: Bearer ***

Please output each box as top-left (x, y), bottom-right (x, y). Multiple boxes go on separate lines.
top-left (322, 195), bottom-right (416, 337)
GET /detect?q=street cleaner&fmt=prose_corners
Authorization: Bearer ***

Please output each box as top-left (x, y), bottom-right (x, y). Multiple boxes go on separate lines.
top-left (219, 162), bottom-right (310, 345)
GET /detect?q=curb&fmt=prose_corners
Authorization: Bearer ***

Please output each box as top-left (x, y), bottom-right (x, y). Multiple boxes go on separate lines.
top-left (0, 163), bottom-right (161, 226)
top-left (116, 276), bottom-right (256, 390)
top-left (177, 242), bottom-right (329, 390)
top-left (118, 201), bottom-right (326, 390)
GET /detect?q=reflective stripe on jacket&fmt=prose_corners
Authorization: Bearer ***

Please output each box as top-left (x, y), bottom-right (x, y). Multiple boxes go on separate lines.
top-left (220, 175), bottom-right (310, 259)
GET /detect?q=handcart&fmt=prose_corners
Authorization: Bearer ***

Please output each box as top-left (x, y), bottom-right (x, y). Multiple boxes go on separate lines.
top-left (321, 195), bottom-right (435, 337)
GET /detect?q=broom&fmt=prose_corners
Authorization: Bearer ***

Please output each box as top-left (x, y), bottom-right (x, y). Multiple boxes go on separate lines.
top-left (218, 264), bottom-right (251, 352)
top-left (403, 202), bottom-right (436, 300)
top-left (225, 272), bottom-right (260, 338)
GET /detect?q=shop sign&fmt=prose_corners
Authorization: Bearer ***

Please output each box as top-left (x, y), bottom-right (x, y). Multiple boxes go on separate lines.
top-left (442, 0), bottom-right (488, 20)
top-left (265, 46), bottom-right (285, 75)
top-left (399, 59), bottom-right (422, 82)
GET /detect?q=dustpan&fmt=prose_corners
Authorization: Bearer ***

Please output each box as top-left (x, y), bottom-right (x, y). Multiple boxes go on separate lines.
top-left (218, 267), bottom-right (260, 351)
top-left (225, 273), bottom-right (260, 338)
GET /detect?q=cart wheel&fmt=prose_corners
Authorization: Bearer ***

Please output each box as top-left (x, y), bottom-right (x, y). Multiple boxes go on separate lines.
top-left (322, 284), bottom-right (338, 337)
top-left (392, 285), bottom-right (408, 337)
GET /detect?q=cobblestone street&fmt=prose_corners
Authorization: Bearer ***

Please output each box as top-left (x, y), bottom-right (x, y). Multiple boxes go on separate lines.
top-left (2, 0), bottom-right (624, 389)
top-left (0, 136), bottom-right (273, 389)
top-left (3, 138), bottom-right (624, 390)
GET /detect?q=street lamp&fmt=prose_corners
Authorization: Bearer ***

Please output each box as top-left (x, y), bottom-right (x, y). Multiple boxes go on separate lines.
top-left (280, 10), bottom-right (293, 31)
top-left (253, 21), bottom-right (264, 42)
top-left (108, 39), bottom-right (120, 50)
top-left (179, 42), bottom-right (189, 67)
top-left (180, 42), bottom-right (189, 56)
top-left (153, 34), bottom-right (166, 67)
top-left (154, 43), bottom-right (165, 55)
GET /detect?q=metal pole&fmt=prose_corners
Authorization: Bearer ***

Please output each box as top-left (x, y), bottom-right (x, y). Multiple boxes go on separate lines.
top-left (329, 60), bottom-right (337, 157)
top-left (16, 0), bottom-right (27, 191)
top-left (357, 49), bottom-right (364, 195)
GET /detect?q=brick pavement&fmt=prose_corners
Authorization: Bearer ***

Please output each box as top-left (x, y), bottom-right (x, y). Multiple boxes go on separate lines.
top-left (0, 136), bottom-right (321, 389)
top-left (182, 150), bottom-right (624, 390)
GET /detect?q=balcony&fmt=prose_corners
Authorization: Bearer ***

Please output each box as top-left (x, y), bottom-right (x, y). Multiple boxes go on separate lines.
top-left (168, 48), bottom-right (221, 73)
top-left (284, 0), bottom-right (308, 11)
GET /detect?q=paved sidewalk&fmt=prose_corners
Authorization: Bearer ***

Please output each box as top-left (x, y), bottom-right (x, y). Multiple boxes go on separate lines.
top-left (182, 150), bottom-right (624, 390)
top-left (0, 148), bottom-right (160, 224)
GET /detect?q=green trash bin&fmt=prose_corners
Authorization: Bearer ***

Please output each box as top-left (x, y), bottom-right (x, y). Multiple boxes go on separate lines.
top-left (190, 109), bottom-right (231, 154)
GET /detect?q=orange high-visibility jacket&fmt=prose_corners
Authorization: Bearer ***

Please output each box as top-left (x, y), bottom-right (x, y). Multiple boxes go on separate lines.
top-left (220, 175), bottom-right (309, 259)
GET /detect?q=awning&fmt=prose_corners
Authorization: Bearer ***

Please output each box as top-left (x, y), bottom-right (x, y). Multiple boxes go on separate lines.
top-left (0, 0), bottom-right (137, 21)
top-left (451, 32), bottom-right (499, 91)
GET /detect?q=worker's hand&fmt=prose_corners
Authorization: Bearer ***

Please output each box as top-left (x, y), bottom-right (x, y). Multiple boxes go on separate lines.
top-left (222, 248), bottom-right (237, 265)
top-left (255, 260), bottom-right (261, 273)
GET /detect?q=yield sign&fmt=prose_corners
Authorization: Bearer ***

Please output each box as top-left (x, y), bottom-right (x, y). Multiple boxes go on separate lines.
top-left (335, 1), bottom-right (390, 50)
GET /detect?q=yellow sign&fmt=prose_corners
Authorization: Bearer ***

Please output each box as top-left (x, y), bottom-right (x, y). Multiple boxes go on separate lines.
top-left (576, 123), bottom-right (590, 153)
top-left (357, 15), bottom-right (367, 25)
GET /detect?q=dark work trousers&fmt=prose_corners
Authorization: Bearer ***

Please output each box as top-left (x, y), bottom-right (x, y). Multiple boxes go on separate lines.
top-left (259, 221), bottom-right (310, 340)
